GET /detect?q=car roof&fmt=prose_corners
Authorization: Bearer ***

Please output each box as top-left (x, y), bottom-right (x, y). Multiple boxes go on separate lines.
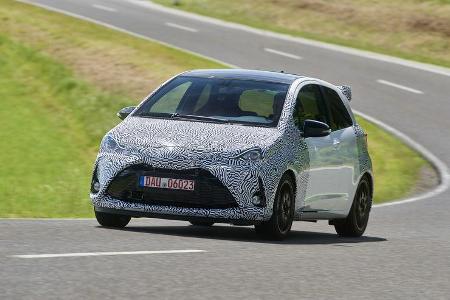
top-left (182, 69), bottom-right (303, 84)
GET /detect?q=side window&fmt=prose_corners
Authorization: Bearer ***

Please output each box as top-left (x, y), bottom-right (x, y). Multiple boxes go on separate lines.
top-left (322, 87), bottom-right (353, 131)
top-left (149, 81), bottom-right (192, 113)
top-left (293, 84), bottom-right (328, 129)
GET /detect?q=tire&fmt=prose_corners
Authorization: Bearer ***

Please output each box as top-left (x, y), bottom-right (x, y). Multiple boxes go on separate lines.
top-left (334, 177), bottom-right (372, 237)
top-left (94, 210), bottom-right (131, 228)
top-left (254, 174), bottom-right (295, 240)
top-left (189, 220), bottom-right (214, 226)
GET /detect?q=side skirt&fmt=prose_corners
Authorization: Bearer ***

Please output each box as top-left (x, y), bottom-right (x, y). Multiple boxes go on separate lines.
top-left (296, 211), bottom-right (347, 221)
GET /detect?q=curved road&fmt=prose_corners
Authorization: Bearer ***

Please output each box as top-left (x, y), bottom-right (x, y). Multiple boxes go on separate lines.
top-left (2, 0), bottom-right (450, 298)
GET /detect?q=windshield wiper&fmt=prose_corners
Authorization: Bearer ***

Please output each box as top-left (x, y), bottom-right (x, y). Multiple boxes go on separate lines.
top-left (171, 113), bottom-right (230, 123)
top-left (136, 112), bottom-right (173, 119)
top-left (138, 113), bottom-right (273, 127)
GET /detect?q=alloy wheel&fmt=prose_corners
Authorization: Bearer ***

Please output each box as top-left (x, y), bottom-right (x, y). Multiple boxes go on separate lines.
top-left (355, 181), bottom-right (370, 231)
top-left (276, 183), bottom-right (294, 234)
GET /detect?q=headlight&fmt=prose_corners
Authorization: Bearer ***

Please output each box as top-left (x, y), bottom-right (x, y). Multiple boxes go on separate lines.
top-left (235, 148), bottom-right (263, 161)
top-left (101, 135), bottom-right (122, 152)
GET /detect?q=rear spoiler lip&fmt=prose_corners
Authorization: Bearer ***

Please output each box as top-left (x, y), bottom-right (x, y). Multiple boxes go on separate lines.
top-left (337, 85), bottom-right (352, 102)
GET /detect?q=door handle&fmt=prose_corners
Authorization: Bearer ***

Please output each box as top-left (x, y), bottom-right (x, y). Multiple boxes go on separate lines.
top-left (333, 139), bottom-right (341, 149)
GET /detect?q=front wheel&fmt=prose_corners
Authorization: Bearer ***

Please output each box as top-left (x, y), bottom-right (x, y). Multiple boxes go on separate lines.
top-left (254, 174), bottom-right (295, 240)
top-left (95, 210), bottom-right (131, 228)
top-left (334, 177), bottom-right (372, 237)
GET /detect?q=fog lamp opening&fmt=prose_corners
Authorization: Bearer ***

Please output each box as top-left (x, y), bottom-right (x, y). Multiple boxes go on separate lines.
top-left (252, 177), bottom-right (267, 207)
top-left (91, 167), bottom-right (100, 193)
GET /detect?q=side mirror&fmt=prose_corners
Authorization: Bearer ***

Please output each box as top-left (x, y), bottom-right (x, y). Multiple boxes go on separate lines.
top-left (303, 119), bottom-right (331, 138)
top-left (117, 106), bottom-right (136, 120)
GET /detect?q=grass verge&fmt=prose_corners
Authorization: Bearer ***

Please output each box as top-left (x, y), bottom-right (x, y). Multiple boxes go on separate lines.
top-left (0, 0), bottom-right (221, 217)
top-left (154, 0), bottom-right (450, 68)
top-left (0, 0), bottom-right (436, 217)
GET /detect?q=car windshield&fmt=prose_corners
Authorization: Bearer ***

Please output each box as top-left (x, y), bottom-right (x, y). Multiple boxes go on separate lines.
top-left (134, 76), bottom-right (290, 127)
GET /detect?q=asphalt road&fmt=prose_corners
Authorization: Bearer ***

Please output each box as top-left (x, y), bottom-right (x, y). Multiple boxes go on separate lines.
top-left (3, 0), bottom-right (450, 298)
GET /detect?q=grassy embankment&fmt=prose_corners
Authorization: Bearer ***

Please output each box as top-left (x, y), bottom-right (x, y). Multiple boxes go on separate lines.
top-left (0, 0), bottom-right (435, 217)
top-left (154, 0), bottom-right (450, 68)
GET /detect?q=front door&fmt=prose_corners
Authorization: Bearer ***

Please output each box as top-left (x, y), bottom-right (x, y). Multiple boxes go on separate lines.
top-left (293, 83), bottom-right (338, 212)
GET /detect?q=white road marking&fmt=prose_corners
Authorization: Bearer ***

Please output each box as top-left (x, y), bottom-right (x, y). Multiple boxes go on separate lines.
top-left (11, 249), bottom-right (206, 258)
top-left (92, 4), bottom-right (117, 12)
top-left (264, 48), bottom-right (302, 60)
top-left (165, 22), bottom-right (198, 33)
top-left (377, 79), bottom-right (424, 94)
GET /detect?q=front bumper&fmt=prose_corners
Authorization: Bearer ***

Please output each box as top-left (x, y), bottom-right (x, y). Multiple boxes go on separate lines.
top-left (90, 152), bottom-right (275, 222)
top-left (94, 206), bottom-right (264, 225)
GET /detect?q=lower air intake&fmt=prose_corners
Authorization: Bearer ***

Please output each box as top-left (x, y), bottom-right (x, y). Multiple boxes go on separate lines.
top-left (106, 164), bottom-right (238, 209)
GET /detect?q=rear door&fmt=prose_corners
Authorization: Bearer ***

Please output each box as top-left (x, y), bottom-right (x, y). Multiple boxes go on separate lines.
top-left (320, 86), bottom-right (358, 212)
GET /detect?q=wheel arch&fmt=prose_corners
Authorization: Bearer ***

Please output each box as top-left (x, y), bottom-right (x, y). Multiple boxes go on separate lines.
top-left (343, 171), bottom-right (374, 216)
top-left (270, 169), bottom-right (297, 207)
top-left (283, 169), bottom-right (297, 194)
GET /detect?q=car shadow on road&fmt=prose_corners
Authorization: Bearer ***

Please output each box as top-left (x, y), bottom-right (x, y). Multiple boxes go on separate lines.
top-left (117, 224), bottom-right (386, 245)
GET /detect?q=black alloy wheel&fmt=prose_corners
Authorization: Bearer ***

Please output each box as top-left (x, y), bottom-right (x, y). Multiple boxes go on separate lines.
top-left (334, 177), bottom-right (372, 237)
top-left (255, 174), bottom-right (295, 240)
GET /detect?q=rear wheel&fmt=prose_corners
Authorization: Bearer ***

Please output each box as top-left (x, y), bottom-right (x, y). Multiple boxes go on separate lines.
top-left (334, 177), bottom-right (372, 237)
top-left (189, 220), bottom-right (214, 226)
top-left (94, 210), bottom-right (131, 228)
top-left (254, 174), bottom-right (295, 240)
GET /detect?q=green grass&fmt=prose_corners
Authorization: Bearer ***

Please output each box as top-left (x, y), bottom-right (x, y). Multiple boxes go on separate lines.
top-left (356, 117), bottom-right (431, 202)
top-left (0, 36), bottom-right (97, 217)
top-left (0, 0), bottom-right (222, 217)
top-left (0, 0), bottom-right (435, 217)
top-left (154, 0), bottom-right (450, 68)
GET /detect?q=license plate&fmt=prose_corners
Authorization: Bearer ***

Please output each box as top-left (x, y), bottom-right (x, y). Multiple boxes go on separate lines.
top-left (140, 176), bottom-right (195, 191)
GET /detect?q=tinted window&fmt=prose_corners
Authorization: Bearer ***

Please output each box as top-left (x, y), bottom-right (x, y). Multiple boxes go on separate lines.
top-left (239, 89), bottom-right (279, 118)
top-left (150, 81), bottom-right (191, 113)
top-left (193, 83), bottom-right (212, 113)
top-left (293, 84), bottom-right (328, 129)
top-left (322, 87), bottom-right (352, 131)
top-left (135, 76), bottom-right (289, 127)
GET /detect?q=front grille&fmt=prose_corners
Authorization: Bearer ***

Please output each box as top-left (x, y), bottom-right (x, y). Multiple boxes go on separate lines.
top-left (106, 164), bottom-right (238, 209)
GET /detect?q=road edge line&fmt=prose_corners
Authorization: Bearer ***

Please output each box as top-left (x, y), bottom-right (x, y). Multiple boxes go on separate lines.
top-left (354, 110), bottom-right (450, 208)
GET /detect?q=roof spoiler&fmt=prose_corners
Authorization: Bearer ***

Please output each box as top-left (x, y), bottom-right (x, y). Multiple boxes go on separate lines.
top-left (337, 85), bottom-right (352, 102)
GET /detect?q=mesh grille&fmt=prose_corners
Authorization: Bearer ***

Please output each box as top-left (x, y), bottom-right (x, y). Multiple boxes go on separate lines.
top-left (106, 164), bottom-right (237, 209)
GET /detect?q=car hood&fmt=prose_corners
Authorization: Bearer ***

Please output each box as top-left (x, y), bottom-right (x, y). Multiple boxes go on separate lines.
top-left (109, 117), bottom-right (281, 153)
